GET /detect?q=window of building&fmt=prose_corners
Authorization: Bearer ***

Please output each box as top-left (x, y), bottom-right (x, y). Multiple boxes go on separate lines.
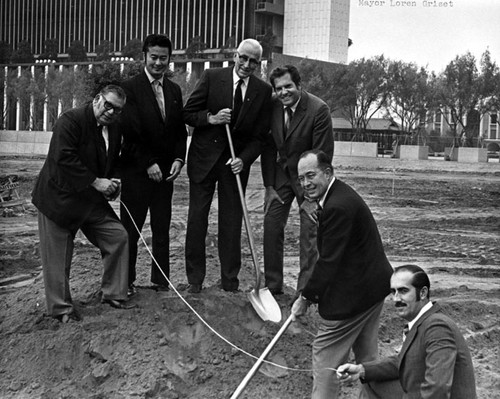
top-left (490, 113), bottom-right (498, 139)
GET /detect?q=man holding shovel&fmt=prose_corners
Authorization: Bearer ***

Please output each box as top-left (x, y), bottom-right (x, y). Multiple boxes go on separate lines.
top-left (291, 150), bottom-right (393, 399)
top-left (183, 39), bottom-right (272, 293)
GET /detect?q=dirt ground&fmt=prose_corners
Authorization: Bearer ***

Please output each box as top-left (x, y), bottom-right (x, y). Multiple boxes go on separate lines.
top-left (1, 155), bottom-right (499, 399)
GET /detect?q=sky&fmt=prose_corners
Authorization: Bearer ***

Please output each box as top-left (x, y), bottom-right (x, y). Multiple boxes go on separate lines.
top-left (348, 0), bottom-right (500, 73)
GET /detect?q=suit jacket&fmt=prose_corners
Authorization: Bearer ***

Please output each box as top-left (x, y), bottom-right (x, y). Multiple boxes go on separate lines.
top-left (120, 71), bottom-right (187, 174)
top-left (183, 66), bottom-right (272, 183)
top-left (261, 91), bottom-right (334, 198)
top-left (364, 303), bottom-right (477, 399)
top-left (302, 179), bottom-right (392, 320)
top-left (32, 103), bottom-right (121, 230)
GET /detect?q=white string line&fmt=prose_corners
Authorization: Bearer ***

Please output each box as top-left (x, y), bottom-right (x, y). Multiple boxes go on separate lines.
top-left (120, 199), bottom-right (326, 373)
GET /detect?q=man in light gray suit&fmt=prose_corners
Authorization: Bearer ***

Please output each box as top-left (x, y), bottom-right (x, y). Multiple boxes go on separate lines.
top-left (261, 65), bottom-right (333, 295)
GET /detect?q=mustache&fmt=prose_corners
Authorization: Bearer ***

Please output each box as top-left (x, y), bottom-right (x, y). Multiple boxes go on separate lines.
top-left (395, 302), bottom-right (406, 308)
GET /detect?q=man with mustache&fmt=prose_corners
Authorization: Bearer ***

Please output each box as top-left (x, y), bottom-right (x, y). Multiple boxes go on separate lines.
top-left (337, 264), bottom-right (477, 398)
top-left (291, 150), bottom-right (392, 399)
top-left (120, 34), bottom-right (187, 295)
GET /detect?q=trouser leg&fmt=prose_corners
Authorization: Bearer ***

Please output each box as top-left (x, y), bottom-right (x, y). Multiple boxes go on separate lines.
top-left (263, 185), bottom-right (294, 292)
top-left (38, 212), bottom-right (75, 317)
top-left (311, 301), bottom-right (385, 399)
top-left (185, 176), bottom-right (216, 285)
top-left (149, 180), bottom-right (173, 285)
top-left (120, 172), bottom-right (151, 286)
top-left (297, 204), bottom-right (318, 292)
top-left (216, 163), bottom-right (249, 290)
top-left (81, 203), bottom-right (129, 301)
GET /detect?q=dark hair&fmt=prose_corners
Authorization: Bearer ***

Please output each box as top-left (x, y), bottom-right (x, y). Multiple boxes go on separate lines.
top-left (269, 65), bottom-right (301, 89)
top-left (299, 149), bottom-right (333, 174)
top-left (394, 264), bottom-right (431, 299)
top-left (99, 84), bottom-right (126, 101)
top-left (142, 34), bottom-right (172, 56)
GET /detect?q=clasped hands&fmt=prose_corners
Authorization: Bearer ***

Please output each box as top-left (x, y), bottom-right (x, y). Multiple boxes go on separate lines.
top-left (91, 177), bottom-right (121, 200)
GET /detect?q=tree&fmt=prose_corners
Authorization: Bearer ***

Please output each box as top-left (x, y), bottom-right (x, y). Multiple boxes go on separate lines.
top-left (259, 28), bottom-right (276, 60)
top-left (67, 40), bottom-right (87, 62)
top-left (121, 39), bottom-right (143, 60)
top-left (10, 41), bottom-right (34, 64)
top-left (0, 41), bottom-right (13, 64)
top-left (296, 58), bottom-right (343, 113)
top-left (186, 36), bottom-right (207, 59)
top-left (476, 49), bottom-right (500, 139)
top-left (39, 38), bottom-right (59, 60)
top-left (335, 56), bottom-right (390, 141)
top-left (95, 40), bottom-right (113, 61)
top-left (435, 52), bottom-right (480, 147)
top-left (384, 61), bottom-right (430, 142)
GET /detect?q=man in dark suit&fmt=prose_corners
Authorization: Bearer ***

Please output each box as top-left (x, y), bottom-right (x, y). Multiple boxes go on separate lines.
top-left (120, 34), bottom-right (187, 294)
top-left (32, 84), bottom-right (133, 322)
top-left (292, 150), bottom-right (393, 399)
top-left (261, 65), bottom-right (333, 295)
top-left (337, 264), bottom-right (477, 399)
top-left (183, 38), bottom-right (272, 293)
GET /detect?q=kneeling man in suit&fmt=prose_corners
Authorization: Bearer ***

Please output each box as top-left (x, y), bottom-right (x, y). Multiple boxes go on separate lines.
top-left (337, 264), bottom-right (477, 399)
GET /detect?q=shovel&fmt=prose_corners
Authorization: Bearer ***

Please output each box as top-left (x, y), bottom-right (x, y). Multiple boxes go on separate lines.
top-left (225, 124), bottom-right (282, 323)
top-left (230, 313), bottom-right (294, 398)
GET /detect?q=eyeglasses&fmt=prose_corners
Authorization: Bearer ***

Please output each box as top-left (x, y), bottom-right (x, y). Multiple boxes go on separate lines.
top-left (236, 52), bottom-right (260, 67)
top-left (101, 95), bottom-right (123, 114)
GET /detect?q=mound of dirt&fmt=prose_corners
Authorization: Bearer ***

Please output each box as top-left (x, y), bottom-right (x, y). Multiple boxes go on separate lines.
top-left (1, 156), bottom-right (500, 398)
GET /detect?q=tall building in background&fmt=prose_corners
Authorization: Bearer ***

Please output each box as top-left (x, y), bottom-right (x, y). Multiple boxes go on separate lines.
top-left (283, 0), bottom-right (349, 63)
top-left (0, 0), bottom-right (349, 63)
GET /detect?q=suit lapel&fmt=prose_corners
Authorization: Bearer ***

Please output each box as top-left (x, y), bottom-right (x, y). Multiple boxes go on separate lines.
top-left (140, 72), bottom-right (164, 123)
top-left (398, 302), bottom-right (439, 367)
top-left (234, 74), bottom-right (256, 128)
top-left (285, 91), bottom-right (308, 140)
top-left (272, 101), bottom-right (285, 145)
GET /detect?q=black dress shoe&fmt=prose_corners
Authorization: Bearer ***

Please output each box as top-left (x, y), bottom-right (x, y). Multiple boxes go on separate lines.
top-left (102, 298), bottom-right (136, 309)
top-left (187, 284), bottom-right (202, 293)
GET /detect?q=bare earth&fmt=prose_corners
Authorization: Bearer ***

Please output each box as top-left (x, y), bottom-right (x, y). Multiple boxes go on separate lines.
top-left (1, 155), bottom-right (499, 398)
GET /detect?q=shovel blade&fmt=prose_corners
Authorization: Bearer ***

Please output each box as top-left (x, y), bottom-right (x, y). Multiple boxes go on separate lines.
top-left (248, 287), bottom-right (282, 323)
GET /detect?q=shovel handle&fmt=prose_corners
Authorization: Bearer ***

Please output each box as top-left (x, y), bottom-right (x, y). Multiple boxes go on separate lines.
top-left (225, 124), bottom-right (262, 289)
top-left (230, 314), bottom-right (294, 399)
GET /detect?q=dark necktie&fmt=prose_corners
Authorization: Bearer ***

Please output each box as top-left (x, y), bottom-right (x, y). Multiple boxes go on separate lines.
top-left (284, 106), bottom-right (293, 137)
top-left (232, 79), bottom-right (243, 125)
top-left (316, 201), bottom-right (323, 220)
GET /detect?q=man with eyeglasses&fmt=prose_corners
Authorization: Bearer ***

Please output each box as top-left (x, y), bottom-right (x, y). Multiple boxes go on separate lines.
top-left (119, 34), bottom-right (187, 295)
top-left (32, 84), bottom-right (135, 323)
top-left (291, 150), bottom-right (392, 399)
top-left (183, 38), bottom-right (272, 293)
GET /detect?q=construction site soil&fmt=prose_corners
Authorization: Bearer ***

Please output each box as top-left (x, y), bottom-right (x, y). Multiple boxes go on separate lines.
top-left (1, 155), bottom-right (499, 398)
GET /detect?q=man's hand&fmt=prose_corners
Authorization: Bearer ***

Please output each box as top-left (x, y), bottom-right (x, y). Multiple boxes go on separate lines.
top-left (91, 178), bottom-right (120, 198)
top-left (336, 363), bottom-right (364, 383)
top-left (165, 160), bottom-right (183, 182)
top-left (225, 157), bottom-right (244, 175)
top-left (147, 163), bottom-right (163, 182)
top-left (264, 186), bottom-right (284, 215)
top-left (291, 295), bottom-right (309, 321)
top-left (104, 178), bottom-right (121, 201)
top-left (301, 199), bottom-right (319, 224)
top-left (208, 108), bottom-right (232, 125)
